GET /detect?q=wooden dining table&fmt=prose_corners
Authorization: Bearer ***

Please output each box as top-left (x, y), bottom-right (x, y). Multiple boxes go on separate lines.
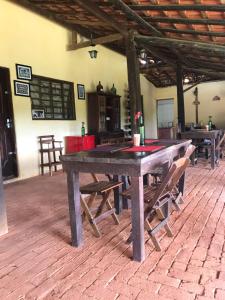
top-left (60, 139), bottom-right (191, 262)
top-left (180, 130), bottom-right (221, 169)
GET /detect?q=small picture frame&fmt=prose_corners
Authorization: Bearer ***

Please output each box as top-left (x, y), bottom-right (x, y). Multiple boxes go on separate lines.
top-left (32, 109), bottom-right (45, 119)
top-left (14, 80), bottom-right (30, 97)
top-left (77, 84), bottom-right (85, 100)
top-left (16, 64), bottom-right (32, 80)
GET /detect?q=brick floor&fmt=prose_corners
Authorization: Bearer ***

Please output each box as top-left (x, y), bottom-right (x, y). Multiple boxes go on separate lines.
top-left (1, 160), bottom-right (225, 299)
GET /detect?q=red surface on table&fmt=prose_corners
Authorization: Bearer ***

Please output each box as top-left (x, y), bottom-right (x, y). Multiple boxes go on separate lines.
top-left (123, 145), bottom-right (165, 152)
top-left (144, 139), bottom-right (159, 144)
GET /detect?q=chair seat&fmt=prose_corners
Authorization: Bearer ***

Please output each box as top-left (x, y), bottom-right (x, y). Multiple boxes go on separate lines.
top-left (80, 180), bottom-right (122, 194)
top-left (122, 185), bottom-right (169, 207)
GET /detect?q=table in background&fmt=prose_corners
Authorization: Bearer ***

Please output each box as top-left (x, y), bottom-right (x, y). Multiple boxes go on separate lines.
top-left (61, 139), bottom-right (191, 262)
top-left (180, 130), bottom-right (221, 169)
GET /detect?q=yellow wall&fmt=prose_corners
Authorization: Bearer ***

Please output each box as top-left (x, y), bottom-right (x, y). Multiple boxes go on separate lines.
top-left (1, 0), bottom-right (156, 180)
top-left (155, 80), bottom-right (225, 131)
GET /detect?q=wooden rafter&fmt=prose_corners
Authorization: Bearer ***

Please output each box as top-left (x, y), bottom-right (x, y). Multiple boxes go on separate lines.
top-left (135, 35), bottom-right (225, 57)
top-left (129, 5), bottom-right (225, 12)
top-left (72, 0), bottom-right (127, 36)
top-left (109, 0), bottom-right (162, 36)
top-left (143, 16), bottom-right (225, 26)
top-left (67, 33), bottom-right (123, 50)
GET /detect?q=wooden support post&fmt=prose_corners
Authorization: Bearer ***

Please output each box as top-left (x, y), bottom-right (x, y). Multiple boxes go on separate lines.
top-left (176, 63), bottom-right (185, 132)
top-left (0, 156), bottom-right (8, 236)
top-left (126, 31), bottom-right (142, 134)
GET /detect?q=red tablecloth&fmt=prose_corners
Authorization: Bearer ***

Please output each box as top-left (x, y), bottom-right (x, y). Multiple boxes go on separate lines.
top-left (123, 145), bottom-right (165, 152)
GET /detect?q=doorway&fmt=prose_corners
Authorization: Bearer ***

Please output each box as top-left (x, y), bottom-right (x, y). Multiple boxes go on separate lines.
top-left (0, 67), bottom-right (18, 180)
top-left (157, 98), bottom-right (174, 139)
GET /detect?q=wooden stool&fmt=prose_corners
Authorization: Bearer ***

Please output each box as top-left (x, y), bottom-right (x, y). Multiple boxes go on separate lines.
top-left (38, 135), bottom-right (63, 176)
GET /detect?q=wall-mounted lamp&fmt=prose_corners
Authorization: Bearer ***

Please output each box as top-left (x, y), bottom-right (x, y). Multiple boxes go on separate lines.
top-left (212, 95), bottom-right (221, 101)
top-left (88, 34), bottom-right (98, 59)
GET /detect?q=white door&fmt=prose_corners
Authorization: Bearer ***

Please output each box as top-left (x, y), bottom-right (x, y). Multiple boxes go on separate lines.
top-left (157, 99), bottom-right (174, 128)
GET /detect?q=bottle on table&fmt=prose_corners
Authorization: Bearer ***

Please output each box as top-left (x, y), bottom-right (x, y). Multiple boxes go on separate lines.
top-left (208, 116), bottom-right (212, 131)
top-left (139, 115), bottom-right (145, 145)
top-left (81, 122), bottom-right (85, 137)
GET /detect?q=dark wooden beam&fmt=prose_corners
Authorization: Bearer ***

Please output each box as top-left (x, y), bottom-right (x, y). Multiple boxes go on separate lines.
top-left (176, 63), bottom-right (185, 132)
top-left (129, 5), bottom-right (225, 12)
top-left (135, 35), bottom-right (225, 57)
top-left (126, 31), bottom-right (142, 134)
top-left (109, 0), bottom-right (162, 36)
top-left (184, 67), bottom-right (225, 79)
top-left (183, 81), bottom-right (202, 93)
top-left (144, 16), bottom-right (225, 26)
top-left (72, 0), bottom-right (127, 36)
top-left (160, 27), bottom-right (225, 37)
top-left (67, 33), bottom-right (123, 50)
top-left (0, 157), bottom-right (8, 236)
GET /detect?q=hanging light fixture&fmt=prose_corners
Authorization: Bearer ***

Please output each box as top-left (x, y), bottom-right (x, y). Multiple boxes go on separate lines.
top-left (88, 34), bottom-right (98, 59)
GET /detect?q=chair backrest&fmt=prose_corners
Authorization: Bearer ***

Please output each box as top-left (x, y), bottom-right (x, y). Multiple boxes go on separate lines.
top-left (184, 144), bottom-right (196, 159)
top-left (216, 132), bottom-right (225, 151)
top-left (153, 157), bottom-right (189, 207)
top-left (38, 135), bottom-right (55, 150)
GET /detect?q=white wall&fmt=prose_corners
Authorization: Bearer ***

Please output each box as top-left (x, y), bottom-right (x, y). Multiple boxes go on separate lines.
top-left (1, 0), bottom-right (156, 180)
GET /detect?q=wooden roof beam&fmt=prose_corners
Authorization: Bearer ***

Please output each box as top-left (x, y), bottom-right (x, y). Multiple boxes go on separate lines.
top-left (143, 16), bottom-right (225, 26)
top-left (67, 33), bottom-right (123, 50)
top-left (160, 28), bottom-right (225, 37)
top-left (135, 35), bottom-right (225, 57)
top-left (72, 0), bottom-right (127, 36)
top-left (109, 0), bottom-right (162, 36)
top-left (184, 67), bottom-right (225, 80)
top-left (129, 5), bottom-right (225, 12)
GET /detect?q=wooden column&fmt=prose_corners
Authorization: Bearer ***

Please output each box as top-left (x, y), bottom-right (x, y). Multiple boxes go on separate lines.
top-left (0, 156), bottom-right (8, 236)
top-left (126, 31), bottom-right (142, 134)
top-left (176, 63), bottom-right (185, 132)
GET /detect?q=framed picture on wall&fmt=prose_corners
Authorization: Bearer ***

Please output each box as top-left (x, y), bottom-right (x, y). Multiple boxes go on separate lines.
top-left (14, 80), bottom-right (30, 97)
top-left (16, 64), bottom-right (32, 80)
top-left (32, 109), bottom-right (45, 119)
top-left (77, 84), bottom-right (85, 100)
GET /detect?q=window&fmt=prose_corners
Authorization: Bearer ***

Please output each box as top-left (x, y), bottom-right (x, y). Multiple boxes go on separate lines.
top-left (30, 75), bottom-right (75, 120)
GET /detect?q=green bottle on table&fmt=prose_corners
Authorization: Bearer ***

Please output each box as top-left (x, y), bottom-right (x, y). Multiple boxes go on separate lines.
top-left (139, 115), bottom-right (145, 145)
top-left (208, 116), bottom-right (212, 131)
top-left (81, 122), bottom-right (85, 137)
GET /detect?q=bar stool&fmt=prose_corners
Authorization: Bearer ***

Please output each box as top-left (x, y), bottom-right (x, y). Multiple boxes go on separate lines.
top-left (38, 135), bottom-right (63, 176)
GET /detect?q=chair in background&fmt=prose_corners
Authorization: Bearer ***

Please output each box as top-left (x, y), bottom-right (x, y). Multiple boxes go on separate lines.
top-left (80, 174), bottom-right (122, 237)
top-left (122, 157), bottom-right (190, 251)
top-left (38, 135), bottom-right (63, 176)
top-left (216, 132), bottom-right (225, 160)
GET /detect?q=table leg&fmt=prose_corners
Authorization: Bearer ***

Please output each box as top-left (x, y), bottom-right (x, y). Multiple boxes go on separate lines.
top-left (131, 176), bottom-right (145, 262)
top-left (66, 170), bottom-right (83, 247)
top-left (211, 139), bottom-right (216, 169)
top-left (113, 175), bottom-right (123, 214)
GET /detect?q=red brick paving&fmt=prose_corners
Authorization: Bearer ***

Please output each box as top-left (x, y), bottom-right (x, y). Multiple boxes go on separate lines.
top-left (1, 161), bottom-right (225, 299)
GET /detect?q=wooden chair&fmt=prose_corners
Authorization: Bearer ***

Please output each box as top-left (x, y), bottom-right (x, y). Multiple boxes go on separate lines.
top-left (122, 157), bottom-right (190, 251)
top-left (216, 132), bottom-right (225, 160)
top-left (38, 135), bottom-right (63, 176)
top-left (80, 174), bottom-right (122, 237)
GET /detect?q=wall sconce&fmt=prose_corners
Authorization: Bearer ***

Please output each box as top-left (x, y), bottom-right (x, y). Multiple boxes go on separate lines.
top-left (212, 95), bottom-right (221, 101)
top-left (88, 34), bottom-right (98, 59)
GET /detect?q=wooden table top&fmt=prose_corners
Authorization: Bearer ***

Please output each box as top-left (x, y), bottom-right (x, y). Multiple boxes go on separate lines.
top-left (60, 139), bottom-right (191, 176)
top-left (180, 129), bottom-right (221, 139)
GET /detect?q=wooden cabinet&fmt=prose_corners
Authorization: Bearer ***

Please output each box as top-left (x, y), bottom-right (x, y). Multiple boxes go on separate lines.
top-left (87, 92), bottom-right (123, 144)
